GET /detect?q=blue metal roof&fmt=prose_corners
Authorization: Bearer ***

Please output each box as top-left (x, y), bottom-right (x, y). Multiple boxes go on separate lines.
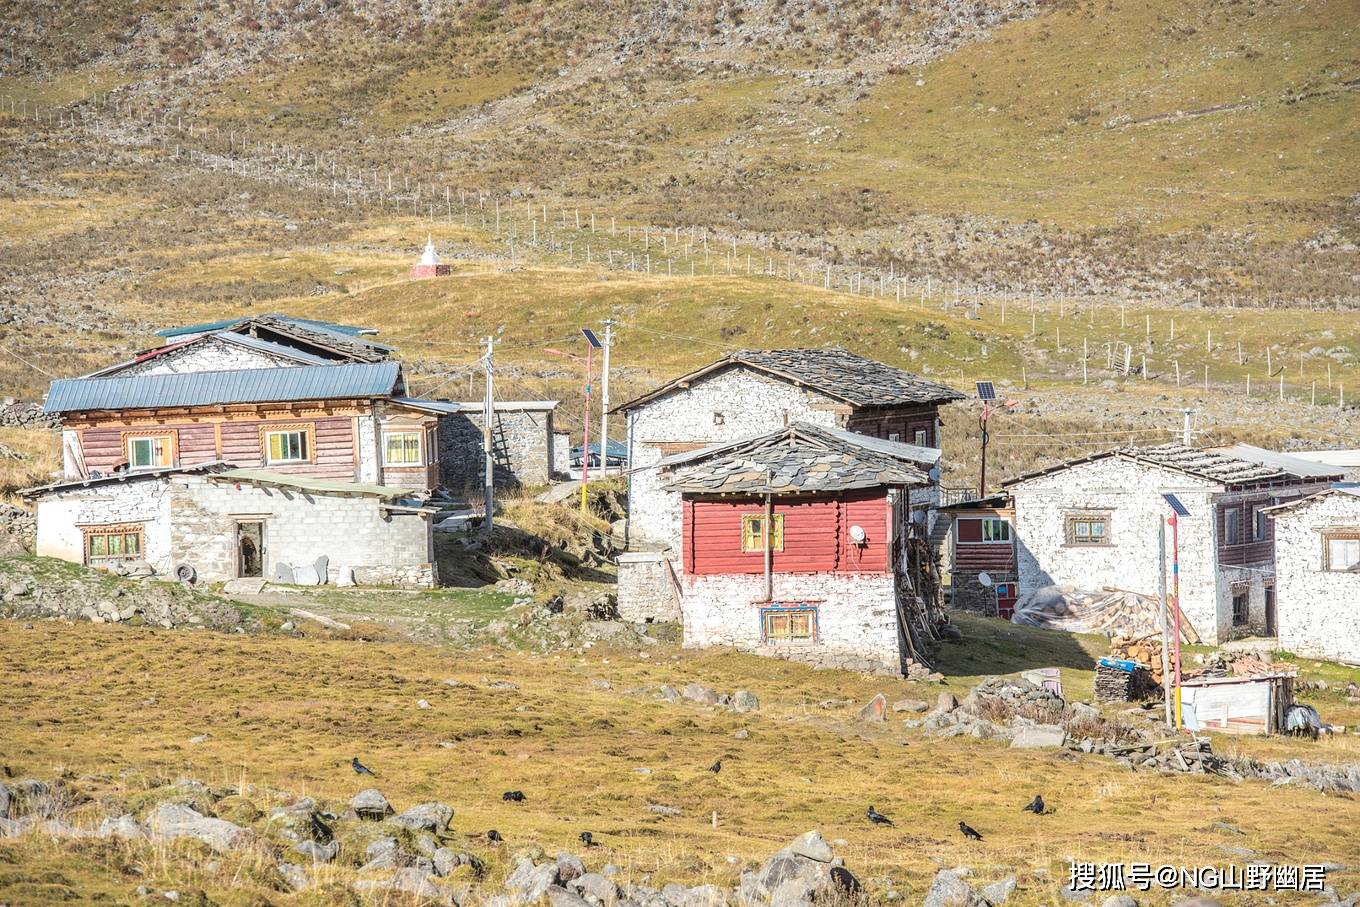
top-left (156, 314), bottom-right (378, 339)
top-left (45, 362), bottom-right (402, 413)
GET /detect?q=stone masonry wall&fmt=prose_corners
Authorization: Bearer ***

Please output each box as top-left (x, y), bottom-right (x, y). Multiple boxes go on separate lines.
top-left (951, 570), bottom-right (1018, 614)
top-left (34, 481), bottom-right (174, 573)
top-left (628, 369), bottom-right (843, 551)
top-left (1272, 494), bottom-right (1360, 664)
top-left (113, 336), bottom-right (300, 377)
top-left (438, 408), bottom-right (554, 489)
top-left (680, 571), bottom-right (901, 674)
top-left (167, 476), bottom-right (435, 587)
top-left (616, 552), bottom-right (682, 622)
top-left (1010, 458), bottom-right (1226, 642)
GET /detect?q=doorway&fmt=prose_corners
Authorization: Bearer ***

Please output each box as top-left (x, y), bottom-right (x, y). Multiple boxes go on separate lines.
top-left (237, 521), bottom-right (265, 578)
top-left (1264, 585), bottom-right (1276, 637)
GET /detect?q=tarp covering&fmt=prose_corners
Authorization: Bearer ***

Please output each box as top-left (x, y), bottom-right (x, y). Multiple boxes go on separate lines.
top-left (1011, 584), bottom-right (1166, 638)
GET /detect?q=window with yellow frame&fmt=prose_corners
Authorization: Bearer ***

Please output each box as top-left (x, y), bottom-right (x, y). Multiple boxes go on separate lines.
top-left (125, 433), bottom-right (176, 470)
top-left (741, 513), bottom-right (784, 553)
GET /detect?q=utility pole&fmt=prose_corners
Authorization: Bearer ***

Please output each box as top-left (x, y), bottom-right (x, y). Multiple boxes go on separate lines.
top-left (1180, 408), bottom-right (1195, 446)
top-left (481, 337), bottom-right (495, 539)
top-left (599, 319), bottom-right (617, 477)
top-left (1157, 519), bottom-right (1174, 726)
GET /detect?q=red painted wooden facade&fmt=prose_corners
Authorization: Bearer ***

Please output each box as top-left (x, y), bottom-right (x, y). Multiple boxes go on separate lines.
top-left (681, 489), bottom-right (891, 576)
top-left (952, 512), bottom-right (1018, 573)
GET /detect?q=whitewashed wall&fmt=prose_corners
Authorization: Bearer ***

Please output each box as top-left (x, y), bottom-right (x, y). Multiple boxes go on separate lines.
top-left (681, 571), bottom-right (900, 673)
top-left (1272, 494), bottom-right (1360, 664)
top-left (627, 368), bottom-right (843, 550)
top-left (1009, 458), bottom-right (1226, 641)
top-left (34, 480), bottom-right (175, 573)
top-left (114, 336), bottom-right (302, 376)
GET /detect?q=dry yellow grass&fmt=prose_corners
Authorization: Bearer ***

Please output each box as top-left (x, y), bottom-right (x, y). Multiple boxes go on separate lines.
top-left (0, 612), bottom-right (1356, 906)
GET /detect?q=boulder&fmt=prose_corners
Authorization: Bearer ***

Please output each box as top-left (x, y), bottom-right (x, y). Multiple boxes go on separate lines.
top-left (0, 783), bottom-right (10, 819)
top-left (390, 867), bottom-right (445, 900)
top-left (679, 884), bottom-right (729, 907)
top-left (732, 691), bottom-right (760, 713)
top-left (434, 848), bottom-right (462, 876)
top-left (351, 788), bottom-right (394, 820)
top-left (570, 872), bottom-right (621, 905)
top-left (935, 692), bottom-right (959, 713)
top-left (98, 814), bottom-right (149, 840)
top-left (658, 685), bottom-right (681, 703)
top-left (548, 886), bottom-right (594, 907)
top-left (788, 830), bottom-right (834, 863)
top-left (507, 857), bottom-right (560, 902)
top-left (295, 839), bottom-right (339, 863)
top-left (682, 683), bottom-right (720, 705)
top-left (146, 803), bottom-right (246, 853)
top-left (1010, 725), bottom-right (1067, 749)
top-left (277, 861), bottom-right (310, 891)
top-left (556, 852), bottom-right (587, 883)
top-left (892, 699), bottom-right (930, 713)
top-left (391, 801), bottom-right (454, 832)
top-left (770, 878), bottom-right (818, 907)
top-left (923, 870), bottom-right (987, 907)
top-left (980, 877), bottom-right (1018, 904)
top-left (363, 837), bottom-right (402, 870)
top-left (859, 694), bottom-right (888, 722)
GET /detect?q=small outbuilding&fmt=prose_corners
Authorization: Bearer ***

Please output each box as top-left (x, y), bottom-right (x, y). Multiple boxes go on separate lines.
top-left (1265, 487), bottom-right (1360, 664)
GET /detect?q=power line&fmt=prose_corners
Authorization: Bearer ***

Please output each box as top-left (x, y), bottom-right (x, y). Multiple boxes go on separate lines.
top-left (0, 340), bottom-right (56, 377)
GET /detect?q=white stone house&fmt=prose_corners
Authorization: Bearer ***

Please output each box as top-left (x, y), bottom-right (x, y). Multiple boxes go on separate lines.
top-left (26, 464), bottom-right (437, 587)
top-left (1264, 487), bottom-right (1360, 664)
top-left (1004, 445), bottom-right (1342, 645)
top-left (657, 423), bottom-right (935, 675)
top-left (617, 347), bottom-right (964, 553)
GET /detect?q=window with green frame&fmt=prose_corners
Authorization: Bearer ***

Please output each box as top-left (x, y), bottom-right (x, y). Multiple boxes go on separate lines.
top-left (85, 526), bottom-right (143, 563)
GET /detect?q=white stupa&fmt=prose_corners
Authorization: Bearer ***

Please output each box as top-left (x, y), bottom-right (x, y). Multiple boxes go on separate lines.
top-left (410, 234), bottom-right (449, 279)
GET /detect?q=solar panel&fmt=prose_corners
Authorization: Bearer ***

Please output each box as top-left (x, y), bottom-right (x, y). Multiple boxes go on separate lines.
top-left (1162, 493), bottom-right (1190, 517)
top-left (581, 328), bottom-right (603, 349)
top-left (975, 381), bottom-right (997, 401)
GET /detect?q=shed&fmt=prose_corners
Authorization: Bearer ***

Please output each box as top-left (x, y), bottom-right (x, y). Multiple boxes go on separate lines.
top-left (1179, 673), bottom-right (1295, 735)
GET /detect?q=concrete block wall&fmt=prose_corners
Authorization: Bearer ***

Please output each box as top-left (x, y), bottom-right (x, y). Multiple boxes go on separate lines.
top-left (616, 552), bottom-right (682, 622)
top-left (680, 571), bottom-right (901, 674)
top-left (438, 409), bottom-right (555, 489)
top-left (628, 369), bottom-right (843, 550)
top-left (167, 476), bottom-right (435, 587)
top-left (1272, 494), bottom-right (1360, 663)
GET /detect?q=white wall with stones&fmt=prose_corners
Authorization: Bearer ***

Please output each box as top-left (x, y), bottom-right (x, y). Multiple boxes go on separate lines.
top-left (616, 552), bottom-right (682, 622)
top-left (681, 571), bottom-right (901, 674)
top-left (34, 481), bottom-right (175, 573)
top-left (627, 368), bottom-right (843, 551)
top-left (1010, 458), bottom-right (1228, 642)
top-left (115, 337), bottom-right (301, 377)
top-left (1272, 494), bottom-right (1360, 664)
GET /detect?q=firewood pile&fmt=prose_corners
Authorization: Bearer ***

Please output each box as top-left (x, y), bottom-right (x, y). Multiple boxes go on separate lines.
top-left (1189, 650), bottom-right (1298, 679)
top-left (1013, 586), bottom-right (1201, 643)
top-left (1106, 737), bottom-right (1242, 779)
top-left (1110, 635), bottom-right (1166, 683)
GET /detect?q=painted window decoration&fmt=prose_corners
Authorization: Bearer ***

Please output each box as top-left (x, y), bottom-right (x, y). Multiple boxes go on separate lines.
top-left (84, 525), bottom-right (144, 564)
top-left (126, 434), bottom-right (175, 470)
top-left (1224, 508), bottom-right (1241, 545)
top-left (1065, 513), bottom-right (1110, 546)
top-left (1324, 532), bottom-right (1360, 572)
top-left (762, 606), bottom-right (817, 643)
top-left (741, 513), bottom-right (785, 553)
top-left (264, 427), bottom-right (311, 464)
top-left (384, 430), bottom-right (423, 466)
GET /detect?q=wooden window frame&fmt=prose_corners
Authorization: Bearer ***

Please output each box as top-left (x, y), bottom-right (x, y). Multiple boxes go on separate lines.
top-left (979, 517), bottom-right (1012, 543)
top-left (122, 431), bottom-right (177, 471)
top-left (1064, 512), bottom-right (1111, 547)
top-left (1223, 507), bottom-right (1241, 546)
top-left (760, 606), bottom-right (817, 644)
top-left (382, 429), bottom-right (424, 466)
top-left (914, 428), bottom-right (929, 447)
top-left (82, 523), bottom-right (145, 565)
top-left (741, 513), bottom-right (785, 553)
top-left (260, 423), bottom-right (314, 465)
top-left (1322, 530), bottom-right (1360, 573)
top-left (1231, 589), bottom-right (1250, 626)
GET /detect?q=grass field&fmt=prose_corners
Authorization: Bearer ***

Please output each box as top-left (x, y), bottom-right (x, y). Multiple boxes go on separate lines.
top-left (1, 609), bottom-right (1357, 906)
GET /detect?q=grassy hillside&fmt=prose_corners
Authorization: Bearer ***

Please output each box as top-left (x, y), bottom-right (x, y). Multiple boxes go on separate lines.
top-left (1, 612), bottom-right (1357, 905)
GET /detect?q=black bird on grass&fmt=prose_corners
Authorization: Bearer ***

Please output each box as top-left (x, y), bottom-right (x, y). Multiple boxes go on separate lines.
top-left (708, 759), bottom-right (722, 774)
top-left (502, 790), bottom-right (526, 802)
top-left (958, 820), bottom-right (984, 841)
top-left (1022, 794), bottom-right (1045, 815)
top-left (487, 829), bottom-right (504, 843)
top-left (351, 757), bottom-right (377, 777)
top-left (866, 805), bottom-right (894, 827)
top-left (579, 831), bottom-right (598, 847)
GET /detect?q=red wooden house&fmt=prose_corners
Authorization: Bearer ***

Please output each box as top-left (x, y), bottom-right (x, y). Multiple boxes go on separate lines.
top-left (662, 423), bottom-right (937, 675)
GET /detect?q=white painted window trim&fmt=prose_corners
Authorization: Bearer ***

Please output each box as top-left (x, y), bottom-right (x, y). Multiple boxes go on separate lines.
top-left (264, 429), bottom-right (310, 464)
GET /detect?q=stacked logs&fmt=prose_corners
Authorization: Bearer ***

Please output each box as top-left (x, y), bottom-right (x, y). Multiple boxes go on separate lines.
top-left (1110, 635), bottom-right (1166, 684)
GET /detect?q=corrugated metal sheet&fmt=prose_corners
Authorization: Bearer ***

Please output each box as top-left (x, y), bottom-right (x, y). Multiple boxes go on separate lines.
top-left (157, 315), bottom-right (377, 338)
top-left (44, 362), bottom-right (401, 413)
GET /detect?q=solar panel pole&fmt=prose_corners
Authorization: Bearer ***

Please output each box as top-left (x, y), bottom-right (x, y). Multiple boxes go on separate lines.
top-left (482, 337), bottom-right (495, 539)
top-left (600, 319), bottom-right (616, 476)
top-left (1157, 519), bottom-right (1174, 726)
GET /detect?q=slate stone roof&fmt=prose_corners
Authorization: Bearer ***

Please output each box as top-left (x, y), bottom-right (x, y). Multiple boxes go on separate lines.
top-left (617, 347), bottom-right (965, 412)
top-left (664, 422), bottom-right (931, 495)
top-left (1005, 443), bottom-right (1344, 490)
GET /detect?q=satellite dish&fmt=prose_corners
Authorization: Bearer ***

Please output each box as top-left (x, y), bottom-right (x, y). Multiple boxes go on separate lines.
top-left (978, 571), bottom-right (993, 587)
top-left (928, 466), bottom-right (941, 482)
top-left (849, 525), bottom-right (867, 545)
